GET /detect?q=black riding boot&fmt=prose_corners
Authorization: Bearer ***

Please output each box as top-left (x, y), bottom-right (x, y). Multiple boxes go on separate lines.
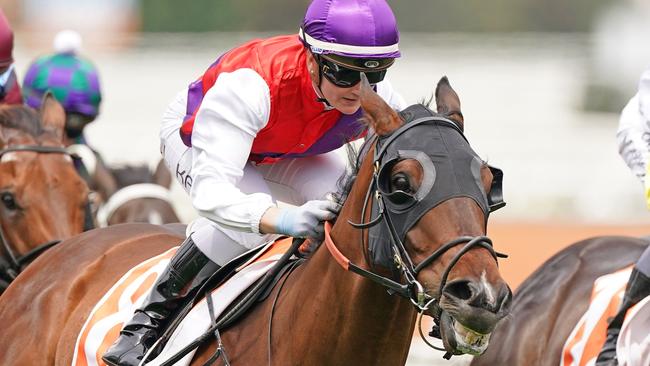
top-left (102, 236), bottom-right (220, 366)
top-left (595, 267), bottom-right (650, 366)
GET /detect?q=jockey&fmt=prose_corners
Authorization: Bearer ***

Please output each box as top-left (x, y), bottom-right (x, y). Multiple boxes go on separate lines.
top-left (0, 9), bottom-right (22, 105)
top-left (23, 30), bottom-right (102, 147)
top-left (596, 67), bottom-right (650, 365)
top-left (22, 31), bottom-right (117, 202)
top-left (102, 0), bottom-right (405, 364)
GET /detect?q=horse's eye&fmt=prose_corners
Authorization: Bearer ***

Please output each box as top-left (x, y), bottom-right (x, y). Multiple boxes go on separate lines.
top-left (1, 192), bottom-right (18, 211)
top-left (391, 174), bottom-right (411, 192)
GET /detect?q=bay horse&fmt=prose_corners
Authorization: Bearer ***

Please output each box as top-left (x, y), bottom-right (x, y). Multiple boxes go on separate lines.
top-left (0, 95), bottom-right (91, 293)
top-left (95, 160), bottom-right (180, 226)
top-left (0, 76), bottom-right (512, 365)
top-left (471, 236), bottom-right (648, 366)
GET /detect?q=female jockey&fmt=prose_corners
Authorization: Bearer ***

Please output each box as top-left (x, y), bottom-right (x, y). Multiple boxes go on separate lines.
top-left (22, 31), bottom-right (117, 202)
top-left (596, 67), bottom-right (650, 365)
top-left (0, 9), bottom-right (22, 105)
top-left (103, 0), bottom-right (405, 364)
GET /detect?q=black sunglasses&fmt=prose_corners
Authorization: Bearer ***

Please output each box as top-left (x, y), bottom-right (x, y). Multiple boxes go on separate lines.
top-left (318, 57), bottom-right (387, 88)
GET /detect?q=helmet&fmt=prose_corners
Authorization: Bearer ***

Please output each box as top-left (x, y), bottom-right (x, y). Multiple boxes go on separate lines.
top-left (23, 52), bottom-right (102, 118)
top-left (0, 10), bottom-right (14, 68)
top-left (299, 0), bottom-right (400, 71)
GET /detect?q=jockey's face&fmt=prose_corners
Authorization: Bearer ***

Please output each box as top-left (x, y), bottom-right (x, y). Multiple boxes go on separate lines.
top-left (307, 52), bottom-right (361, 115)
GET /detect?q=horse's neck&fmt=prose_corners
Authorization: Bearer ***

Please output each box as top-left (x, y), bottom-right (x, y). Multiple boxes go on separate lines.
top-left (287, 156), bottom-right (417, 363)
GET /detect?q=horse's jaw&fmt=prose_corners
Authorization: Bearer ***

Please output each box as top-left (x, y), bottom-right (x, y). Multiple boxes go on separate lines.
top-left (439, 311), bottom-right (492, 356)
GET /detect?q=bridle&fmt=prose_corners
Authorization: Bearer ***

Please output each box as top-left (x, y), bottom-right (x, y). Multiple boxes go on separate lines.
top-left (323, 115), bottom-right (507, 355)
top-left (0, 145), bottom-right (94, 288)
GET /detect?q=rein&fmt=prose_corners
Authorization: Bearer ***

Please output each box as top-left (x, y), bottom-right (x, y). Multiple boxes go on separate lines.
top-left (0, 144), bottom-right (94, 290)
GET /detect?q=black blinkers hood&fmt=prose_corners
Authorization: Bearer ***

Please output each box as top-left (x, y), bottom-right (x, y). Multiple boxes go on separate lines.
top-left (368, 104), bottom-right (505, 267)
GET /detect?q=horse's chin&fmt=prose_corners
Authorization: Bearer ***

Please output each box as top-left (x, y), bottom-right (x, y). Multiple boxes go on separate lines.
top-left (439, 311), bottom-right (491, 356)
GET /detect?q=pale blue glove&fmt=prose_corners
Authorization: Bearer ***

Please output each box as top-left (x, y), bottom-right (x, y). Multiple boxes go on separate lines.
top-left (274, 199), bottom-right (340, 239)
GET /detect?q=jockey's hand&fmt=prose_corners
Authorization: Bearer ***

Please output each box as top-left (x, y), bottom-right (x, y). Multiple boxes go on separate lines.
top-left (268, 200), bottom-right (340, 239)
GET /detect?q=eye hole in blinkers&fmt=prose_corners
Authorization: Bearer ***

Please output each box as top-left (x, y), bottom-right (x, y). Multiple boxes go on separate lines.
top-left (487, 165), bottom-right (506, 212)
top-left (377, 150), bottom-right (436, 212)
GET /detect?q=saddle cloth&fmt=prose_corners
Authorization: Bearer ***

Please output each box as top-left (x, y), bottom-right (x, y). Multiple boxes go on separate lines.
top-left (561, 266), bottom-right (650, 366)
top-left (72, 237), bottom-right (293, 366)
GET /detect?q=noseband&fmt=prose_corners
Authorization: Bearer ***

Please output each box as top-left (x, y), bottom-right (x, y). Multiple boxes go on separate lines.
top-left (324, 114), bottom-right (507, 355)
top-left (0, 145), bottom-right (94, 289)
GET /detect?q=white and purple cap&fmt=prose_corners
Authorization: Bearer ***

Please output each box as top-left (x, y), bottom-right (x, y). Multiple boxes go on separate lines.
top-left (299, 0), bottom-right (400, 63)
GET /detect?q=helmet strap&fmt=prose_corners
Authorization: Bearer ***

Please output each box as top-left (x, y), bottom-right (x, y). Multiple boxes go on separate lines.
top-left (313, 54), bottom-right (332, 108)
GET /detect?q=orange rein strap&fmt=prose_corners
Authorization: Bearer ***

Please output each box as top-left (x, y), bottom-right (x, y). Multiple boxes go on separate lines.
top-left (323, 221), bottom-right (350, 270)
top-left (323, 221), bottom-right (411, 298)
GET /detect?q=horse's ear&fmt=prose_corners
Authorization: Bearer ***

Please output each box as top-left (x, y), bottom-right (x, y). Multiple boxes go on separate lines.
top-left (0, 107), bottom-right (8, 147)
top-left (40, 92), bottom-right (66, 140)
top-left (360, 73), bottom-right (403, 136)
top-left (435, 76), bottom-right (464, 132)
top-left (153, 159), bottom-right (172, 188)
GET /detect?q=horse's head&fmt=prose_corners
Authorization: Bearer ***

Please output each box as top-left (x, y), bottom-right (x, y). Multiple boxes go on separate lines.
top-left (344, 75), bottom-right (511, 356)
top-left (0, 95), bottom-right (89, 275)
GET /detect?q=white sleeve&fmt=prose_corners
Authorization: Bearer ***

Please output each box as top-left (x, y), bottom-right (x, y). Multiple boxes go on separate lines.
top-left (376, 78), bottom-right (407, 111)
top-left (617, 93), bottom-right (650, 182)
top-left (190, 68), bottom-right (275, 234)
top-left (640, 68), bottom-right (650, 123)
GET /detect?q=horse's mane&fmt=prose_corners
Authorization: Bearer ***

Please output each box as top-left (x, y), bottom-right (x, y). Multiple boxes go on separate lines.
top-left (109, 165), bottom-right (153, 188)
top-left (332, 137), bottom-right (372, 206)
top-left (0, 105), bottom-right (45, 138)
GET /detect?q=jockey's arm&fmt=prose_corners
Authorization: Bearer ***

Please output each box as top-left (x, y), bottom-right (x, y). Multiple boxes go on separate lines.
top-left (616, 93), bottom-right (650, 183)
top-left (617, 68), bottom-right (650, 209)
top-left (190, 68), bottom-right (275, 234)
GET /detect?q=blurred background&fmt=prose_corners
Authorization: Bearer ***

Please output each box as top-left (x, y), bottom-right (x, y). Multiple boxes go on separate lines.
top-left (2, 0), bottom-right (650, 364)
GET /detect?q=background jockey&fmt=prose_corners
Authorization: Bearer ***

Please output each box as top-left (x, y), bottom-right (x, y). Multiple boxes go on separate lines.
top-left (596, 67), bottom-right (650, 365)
top-left (0, 9), bottom-right (22, 105)
top-left (103, 0), bottom-right (406, 364)
top-left (22, 30), bottom-right (117, 206)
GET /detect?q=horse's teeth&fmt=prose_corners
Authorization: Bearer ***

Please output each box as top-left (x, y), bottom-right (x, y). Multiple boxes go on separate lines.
top-left (452, 320), bottom-right (491, 354)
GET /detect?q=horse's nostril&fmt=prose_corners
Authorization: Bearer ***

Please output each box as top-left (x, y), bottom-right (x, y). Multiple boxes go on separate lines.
top-left (443, 280), bottom-right (473, 301)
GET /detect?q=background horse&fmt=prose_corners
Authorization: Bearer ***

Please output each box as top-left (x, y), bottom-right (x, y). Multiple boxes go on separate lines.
top-left (95, 160), bottom-right (180, 226)
top-left (68, 142), bottom-right (180, 227)
top-left (0, 96), bottom-right (90, 292)
top-left (471, 236), bottom-right (648, 366)
top-left (0, 77), bottom-right (512, 365)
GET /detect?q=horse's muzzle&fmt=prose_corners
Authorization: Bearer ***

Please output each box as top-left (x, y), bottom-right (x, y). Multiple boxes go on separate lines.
top-left (437, 278), bottom-right (512, 355)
